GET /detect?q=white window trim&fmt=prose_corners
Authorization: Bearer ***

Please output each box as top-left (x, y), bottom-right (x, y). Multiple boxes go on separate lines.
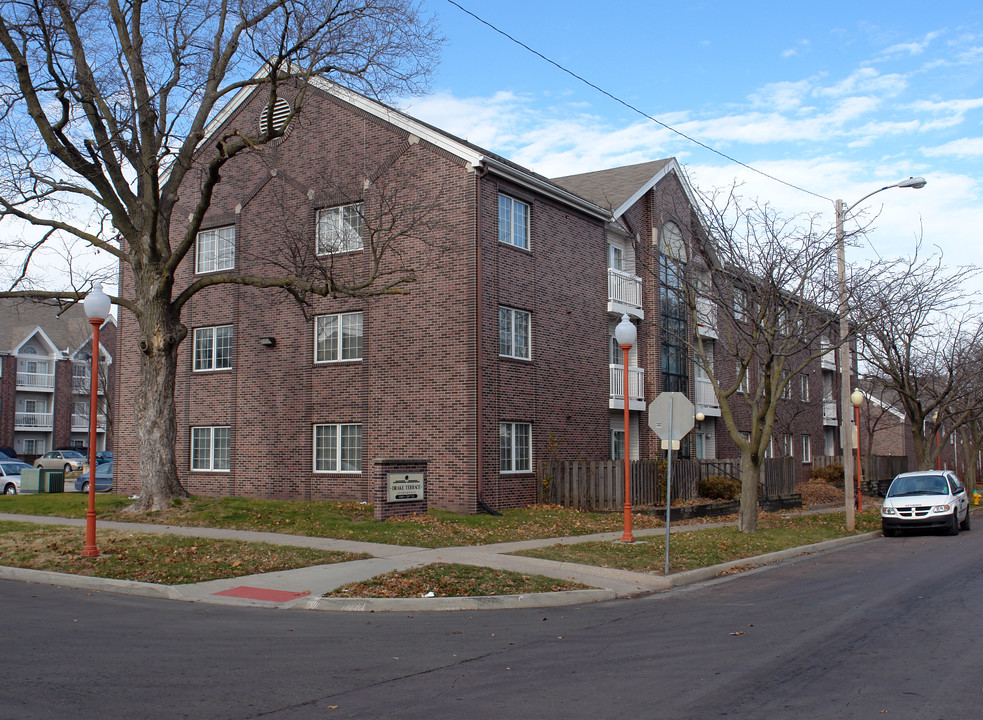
top-left (314, 312), bottom-right (364, 364)
top-left (498, 194), bottom-right (530, 250)
top-left (313, 423), bottom-right (362, 473)
top-left (190, 426), bottom-right (231, 472)
top-left (195, 226), bottom-right (236, 274)
top-left (801, 434), bottom-right (812, 463)
top-left (800, 375), bottom-right (810, 402)
top-left (500, 421), bottom-right (533, 473)
top-left (499, 306), bottom-right (532, 360)
top-left (316, 203), bottom-right (365, 255)
top-left (193, 325), bottom-right (234, 372)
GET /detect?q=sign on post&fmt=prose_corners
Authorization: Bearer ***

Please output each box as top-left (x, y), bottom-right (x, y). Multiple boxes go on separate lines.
top-left (647, 391), bottom-right (697, 575)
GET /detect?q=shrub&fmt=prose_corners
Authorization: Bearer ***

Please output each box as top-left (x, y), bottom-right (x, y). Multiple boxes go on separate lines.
top-left (811, 463), bottom-right (844, 483)
top-left (699, 475), bottom-right (741, 501)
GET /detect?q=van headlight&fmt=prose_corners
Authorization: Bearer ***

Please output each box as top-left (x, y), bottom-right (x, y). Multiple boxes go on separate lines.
top-left (933, 504), bottom-right (951, 513)
top-left (882, 507), bottom-right (896, 516)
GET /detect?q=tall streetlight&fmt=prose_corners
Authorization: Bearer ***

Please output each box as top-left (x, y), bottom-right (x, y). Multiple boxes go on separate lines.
top-left (851, 388), bottom-right (864, 513)
top-left (82, 282), bottom-right (111, 558)
top-left (836, 177), bottom-right (926, 530)
top-left (615, 313), bottom-right (637, 543)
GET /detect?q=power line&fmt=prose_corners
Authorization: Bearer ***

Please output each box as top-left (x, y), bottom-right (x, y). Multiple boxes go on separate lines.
top-left (444, 0), bottom-right (833, 203)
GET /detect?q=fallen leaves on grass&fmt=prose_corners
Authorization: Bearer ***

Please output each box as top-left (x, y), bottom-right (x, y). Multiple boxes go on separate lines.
top-left (326, 562), bottom-right (589, 598)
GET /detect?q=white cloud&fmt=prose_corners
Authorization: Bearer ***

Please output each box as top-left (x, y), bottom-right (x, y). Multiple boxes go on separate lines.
top-left (921, 137), bottom-right (983, 157)
top-left (880, 31), bottom-right (943, 58)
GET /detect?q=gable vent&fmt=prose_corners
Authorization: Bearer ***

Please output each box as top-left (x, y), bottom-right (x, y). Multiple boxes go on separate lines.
top-left (259, 98), bottom-right (293, 142)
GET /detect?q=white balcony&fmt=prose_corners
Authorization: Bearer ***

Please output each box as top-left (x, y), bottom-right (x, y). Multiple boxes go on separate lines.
top-left (823, 398), bottom-right (838, 425)
top-left (15, 411), bottom-right (53, 430)
top-left (695, 377), bottom-right (721, 416)
top-left (607, 269), bottom-right (644, 319)
top-left (71, 414), bottom-right (108, 431)
top-left (609, 364), bottom-right (645, 410)
top-left (696, 296), bottom-right (717, 339)
top-left (820, 340), bottom-right (836, 370)
top-left (17, 371), bottom-right (55, 391)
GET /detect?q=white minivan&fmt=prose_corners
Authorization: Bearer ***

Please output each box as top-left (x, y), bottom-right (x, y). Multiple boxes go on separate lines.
top-left (881, 470), bottom-right (971, 536)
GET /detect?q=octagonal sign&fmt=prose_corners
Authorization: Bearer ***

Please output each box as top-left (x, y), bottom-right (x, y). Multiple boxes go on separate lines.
top-left (648, 391), bottom-right (695, 443)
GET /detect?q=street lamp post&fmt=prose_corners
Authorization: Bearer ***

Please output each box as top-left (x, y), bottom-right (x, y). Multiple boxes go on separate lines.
top-left (616, 314), bottom-right (637, 543)
top-left (82, 282), bottom-right (111, 558)
top-left (851, 388), bottom-right (864, 513)
top-left (835, 177), bottom-right (925, 530)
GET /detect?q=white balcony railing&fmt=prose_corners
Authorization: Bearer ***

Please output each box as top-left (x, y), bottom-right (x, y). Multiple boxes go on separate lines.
top-left (71, 414), bottom-right (107, 431)
top-left (609, 364), bottom-right (645, 404)
top-left (820, 340), bottom-right (836, 370)
top-left (14, 411), bottom-right (53, 429)
top-left (16, 371), bottom-right (55, 390)
top-left (607, 268), bottom-right (643, 318)
top-left (696, 296), bottom-right (717, 338)
top-left (695, 376), bottom-right (719, 410)
top-left (823, 398), bottom-right (838, 424)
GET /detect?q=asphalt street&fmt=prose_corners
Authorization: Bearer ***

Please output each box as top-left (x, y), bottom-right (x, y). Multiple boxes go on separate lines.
top-left (3, 526), bottom-right (981, 719)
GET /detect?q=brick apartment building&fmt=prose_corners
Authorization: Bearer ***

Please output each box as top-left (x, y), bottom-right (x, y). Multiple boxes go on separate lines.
top-left (114, 76), bottom-right (844, 512)
top-left (0, 300), bottom-right (115, 461)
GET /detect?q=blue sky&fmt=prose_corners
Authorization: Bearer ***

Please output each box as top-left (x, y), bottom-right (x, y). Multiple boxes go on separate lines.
top-left (401, 0), bottom-right (983, 277)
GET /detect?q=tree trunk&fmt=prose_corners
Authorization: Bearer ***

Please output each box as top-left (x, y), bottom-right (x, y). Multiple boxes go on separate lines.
top-left (125, 301), bottom-right (189, 512)
top-left (738, 454), bottom-right (760, 532)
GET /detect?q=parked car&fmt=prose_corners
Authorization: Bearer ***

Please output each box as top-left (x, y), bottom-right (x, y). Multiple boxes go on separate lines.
top-left (881, 470), bottom-right (971, 536)
top-left (34, 450), bottom-right (87, 474)
top-left (0, 446), bottom-right (16, 459)
top-left (75, 461), bottom-right (113, 493)
top-left (95, 451), bottom-right (113, 465)
top-left (1, 460), bottom-right (33, 494)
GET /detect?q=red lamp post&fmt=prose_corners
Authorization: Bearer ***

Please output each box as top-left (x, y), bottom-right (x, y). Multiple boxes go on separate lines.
top-left (615, 314), bottom-right (637, 543)
top-left (851, 388), bottom-right (864, 513)
top-left (82, 282), bottom-right (111, 558)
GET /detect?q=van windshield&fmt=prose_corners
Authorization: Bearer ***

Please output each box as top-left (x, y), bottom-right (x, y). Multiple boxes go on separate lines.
top-left (887, 475), bottom-right (949, 497)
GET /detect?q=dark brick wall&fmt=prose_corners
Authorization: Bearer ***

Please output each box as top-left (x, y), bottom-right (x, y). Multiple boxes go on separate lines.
top-left (0, 355), bottom-right (13, 449)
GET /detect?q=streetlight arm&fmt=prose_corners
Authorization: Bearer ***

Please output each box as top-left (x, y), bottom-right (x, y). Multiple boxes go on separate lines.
top-left (840, 177), bottom-right (927, 216)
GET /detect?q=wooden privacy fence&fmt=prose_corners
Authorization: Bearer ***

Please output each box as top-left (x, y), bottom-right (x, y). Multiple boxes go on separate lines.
top-left (813, 455), bottom-right (909, 486)
top-left (540, 457), bottom-right (796, 512)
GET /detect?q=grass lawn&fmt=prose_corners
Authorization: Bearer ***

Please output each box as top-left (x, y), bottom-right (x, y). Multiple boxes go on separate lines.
top-left (0, 520), bottom-right (368, 585)
top-left (512, 509), bottom-right (885, 574)
top-left (0, 493), bottom-right (664, 547)
top-left (324, 562), bottom-right (589, 598)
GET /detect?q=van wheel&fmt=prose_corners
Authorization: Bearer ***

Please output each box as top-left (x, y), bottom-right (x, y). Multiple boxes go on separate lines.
top-left (961, 509), bottom-right (971, 531)
top-left (947, 510), bottom-right (960, 535)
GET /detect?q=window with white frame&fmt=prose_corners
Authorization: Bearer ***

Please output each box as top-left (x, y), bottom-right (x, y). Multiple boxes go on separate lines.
top-left (500, 422), bottom-right (532, 473)
top-left (316, 203), bottom-right (364, 254)
top-left (801, 434), bottom-right (812, 463)
top-left (195, 226), bottom-right (236, 274)
top-left (611, 430), bottom-right (625, 461)
top-left (733, 288), bottom-right (747, 322)
top-left (737, 361), bottom-right (749, 394)
top-left (313, 423), bottom-right (362, 473)
top-left (608, 244), bottom-right (624, 271)
top-left (499, 307), bottom-right (531, 359)
top-left (191, 426), bottom-right (231, 471)
top-left (315, 312), bottom-right (363, 363)
top-left (781, 371), bottom-right (792, 399)
top-left (193, 325), bottom-right (233, 371)
top-left (800, 375), bottom-right (810, 402)
top-left (782, 434), bottom-right (794, 457)
top-left (498, 194), bottom-right (529, 249)
top-left (22, 438), bottom-right (42, 455)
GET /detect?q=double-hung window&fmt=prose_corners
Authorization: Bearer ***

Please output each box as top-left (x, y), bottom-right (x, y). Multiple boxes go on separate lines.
top-left (313, 423), bottom-right (362, 472)
top-left (317, 204), bottom-right (364, 254)
top-left (498, 194), bottom-right (529, 249)
top-left (315, 312), bottom-right (363, 363)
top-left (800, 375), bottom-right (810, 402)
top-left (195, 226), bottom-right (236, 273)
top-left (801, 434), bottom-right (812, 463)
top-left (500, 422), bottom-right (532, 473)
top-left (193, 326), bottom-right (233, 371)
top-left (499, 307), bottom-right (531, 359)
top-left (191, 426), bottom-right (231, 471)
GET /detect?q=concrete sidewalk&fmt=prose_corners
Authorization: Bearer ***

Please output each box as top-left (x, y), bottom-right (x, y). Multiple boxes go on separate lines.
top-left (0, 512), bottom-right (879, 612)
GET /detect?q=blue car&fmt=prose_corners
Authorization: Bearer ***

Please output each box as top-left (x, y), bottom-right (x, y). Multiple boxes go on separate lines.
top-left (74, 461), bottom-right (114, 493)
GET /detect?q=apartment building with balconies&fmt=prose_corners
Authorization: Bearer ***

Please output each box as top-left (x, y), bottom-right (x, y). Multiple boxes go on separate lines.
top-left (114, 74), bottom-right (845, 510)
top-left (0, 300), bottom-right (115, 461)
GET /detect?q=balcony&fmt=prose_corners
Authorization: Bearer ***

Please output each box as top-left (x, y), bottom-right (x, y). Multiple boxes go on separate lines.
top-left (609, 364), bottom-right (645, 410)
top-left (607, 269), bottom-right (644, 319)
top-left (14, 411), bottom-right (53, 430)
top-left (696, 296), bottom-right (717, 339)
top-left (820, 341), bottom-right (836, 370)
top-left (16, 371), bottom-right (55, 391)
top-left (695, 377), bottom-right (721, 416)
top-left (823, 398), bottom-right (838, 426)
top-left (71, 414), bottom-right (108, 432)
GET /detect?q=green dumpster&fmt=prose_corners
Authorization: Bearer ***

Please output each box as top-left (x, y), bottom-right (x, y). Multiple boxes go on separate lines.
top-left (20, 468), bottom-right (42, 493)
top-left (41, 470), bottom-right (64, 493)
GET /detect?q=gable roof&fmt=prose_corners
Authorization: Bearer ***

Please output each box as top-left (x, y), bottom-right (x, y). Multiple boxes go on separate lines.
top-left (551, 158), bottom-right (700, 219)
top-left (0, 300), bottom-right (92, 355)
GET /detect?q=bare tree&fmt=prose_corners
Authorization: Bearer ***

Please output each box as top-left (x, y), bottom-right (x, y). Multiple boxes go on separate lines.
top-left (654, 189), bottom-right (850, 532)
top-left (0, 0), bottom-right (441, 510)
top-left (853, 247), bottom-right (983, 472)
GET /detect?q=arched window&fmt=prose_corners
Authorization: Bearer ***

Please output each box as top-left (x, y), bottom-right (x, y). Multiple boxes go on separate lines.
top-left (659, 221), bottom-right (686, 263)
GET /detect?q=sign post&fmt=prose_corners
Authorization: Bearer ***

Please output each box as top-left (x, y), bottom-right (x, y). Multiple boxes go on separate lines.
top-left (648, 392), bottom-right (695, 575)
